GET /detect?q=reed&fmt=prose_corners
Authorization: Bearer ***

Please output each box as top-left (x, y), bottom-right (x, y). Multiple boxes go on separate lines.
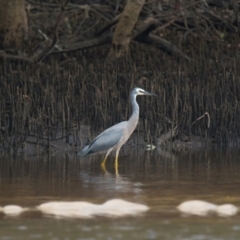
top-left (0, 38), bottom-right (240, 153)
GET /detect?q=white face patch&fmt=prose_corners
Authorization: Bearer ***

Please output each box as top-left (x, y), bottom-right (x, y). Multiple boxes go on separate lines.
top-left (137, 88), bottom-right (145, 95)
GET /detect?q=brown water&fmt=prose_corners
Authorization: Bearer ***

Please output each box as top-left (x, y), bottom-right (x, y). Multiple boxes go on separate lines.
top-left (1, 148), bottom-right (240, 240)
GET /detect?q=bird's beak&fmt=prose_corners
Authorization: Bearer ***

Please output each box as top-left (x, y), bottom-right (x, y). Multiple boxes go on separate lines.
top-left (144, 91), bottom-right (158, 97)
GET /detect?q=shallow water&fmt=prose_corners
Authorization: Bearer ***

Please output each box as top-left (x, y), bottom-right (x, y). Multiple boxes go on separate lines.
top-left (1, 148), bottom-right (240, 239)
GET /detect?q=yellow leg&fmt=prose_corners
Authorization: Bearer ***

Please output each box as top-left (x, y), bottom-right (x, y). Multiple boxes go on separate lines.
top-left (101, 156), bottom-right (108, 173)
top-left (101, 149), bottom-right (112, 173)
top-left (101, 156), bottom-right (108, 168)
top-left (114, 152), bottom-right (119, 176)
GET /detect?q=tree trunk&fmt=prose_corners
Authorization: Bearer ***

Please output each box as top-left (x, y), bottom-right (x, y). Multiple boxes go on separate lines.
top-left (107, 0), bottom-right (145, 60)
top-left (0, 0), bottom-right (27, 49)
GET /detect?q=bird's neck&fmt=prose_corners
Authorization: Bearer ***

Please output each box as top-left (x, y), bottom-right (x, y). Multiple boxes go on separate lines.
top-left (129, 93), bottom-right (139, 126)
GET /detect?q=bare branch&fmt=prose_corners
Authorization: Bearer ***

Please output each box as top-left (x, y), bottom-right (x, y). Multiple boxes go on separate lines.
top-left (192, 112), bottom-right (211, 128)
top-left (136, 34), bottom-right (191, 62)
top-left (55, 34), bottom-right (112, 52)
top-left (36, 0), bottom-right (68, 63)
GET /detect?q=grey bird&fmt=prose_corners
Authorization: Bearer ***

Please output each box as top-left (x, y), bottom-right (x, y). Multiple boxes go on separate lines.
top-left (80, 87), bottom-right (157, 169)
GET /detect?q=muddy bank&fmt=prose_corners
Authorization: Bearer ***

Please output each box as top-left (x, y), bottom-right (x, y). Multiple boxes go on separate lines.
top-left (4, 124), bottom-right (216, 156)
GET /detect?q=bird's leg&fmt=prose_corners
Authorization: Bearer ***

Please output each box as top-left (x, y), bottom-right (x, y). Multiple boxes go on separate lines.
top-left (114, 150), bottom-right (120, 175)
top-left (101, 155), bottom-right (108, 168)
top-left (101, 156), bottom-right (108, 174)
top-left (101, 149), bottom-right (112, 170)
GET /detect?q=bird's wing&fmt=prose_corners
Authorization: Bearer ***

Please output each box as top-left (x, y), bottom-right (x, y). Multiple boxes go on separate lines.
top-left (81, 127), bottom-right (124, 157)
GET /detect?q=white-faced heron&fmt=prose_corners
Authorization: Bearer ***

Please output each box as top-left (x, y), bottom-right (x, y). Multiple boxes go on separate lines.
top-left (80, 87), bottom-right (157, 169)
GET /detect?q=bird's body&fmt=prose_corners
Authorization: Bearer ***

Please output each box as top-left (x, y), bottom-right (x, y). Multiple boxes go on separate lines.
top-left (80, 87), bottom-right (157, 169)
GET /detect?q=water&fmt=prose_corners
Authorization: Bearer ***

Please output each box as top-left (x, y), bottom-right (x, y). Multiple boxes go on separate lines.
top-left (0, 148), bottom-right (240, 239)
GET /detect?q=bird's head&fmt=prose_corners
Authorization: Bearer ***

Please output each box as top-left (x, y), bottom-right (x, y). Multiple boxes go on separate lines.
top-left (132, 87), bottom-right (157, 97)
